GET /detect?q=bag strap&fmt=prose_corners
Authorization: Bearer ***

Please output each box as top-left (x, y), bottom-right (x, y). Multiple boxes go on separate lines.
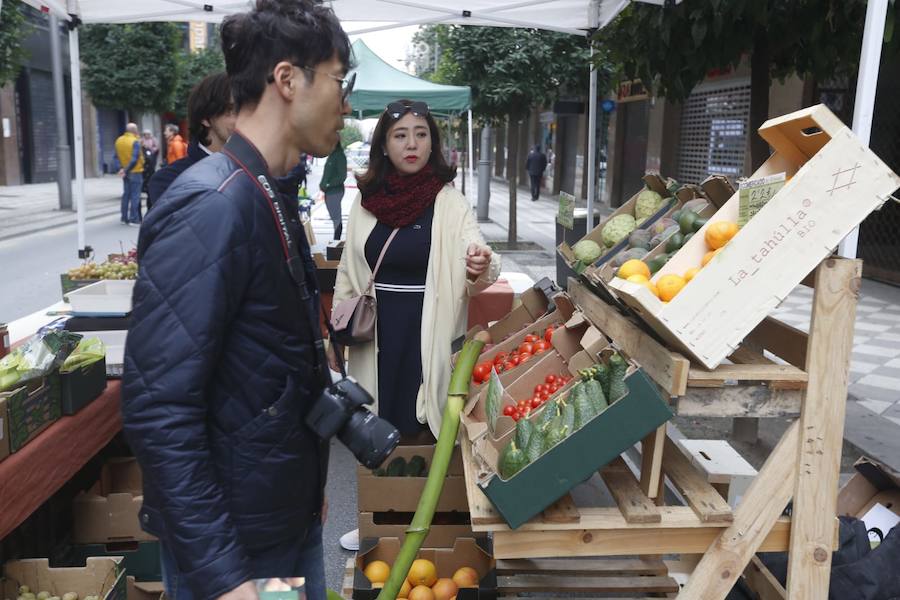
top-left (365, 228), bottom-right (400, 294)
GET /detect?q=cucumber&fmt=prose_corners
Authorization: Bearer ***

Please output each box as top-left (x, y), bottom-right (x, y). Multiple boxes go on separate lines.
top-left (536, 399), bottom-right (559, 431)
top-left (542, 419), bottom-right (569, 453)
top-left (572, 390), bottom-right (595, 430)
top-left (515, 418), bottom-right (535, 451)
top-left (524, 427), bottom-right (544, 463)
top-left (385, 456), bottom-right (407, 477)
top-left (562, 402), bottom-right (576, 434)
top-left (593, 363), bottom-right (611, 398)
top-left (608, 353), bottom-right (629, 403)
top-left (583, 378), bottom-right (608, 414)
top-left (498, 441), bottom-right (527, 479)
top-left (405, 455), bottom-right (427, 477)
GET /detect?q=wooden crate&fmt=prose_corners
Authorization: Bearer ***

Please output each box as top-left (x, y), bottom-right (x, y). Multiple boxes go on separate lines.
top-left (609, 105), bottom-right (900, 369)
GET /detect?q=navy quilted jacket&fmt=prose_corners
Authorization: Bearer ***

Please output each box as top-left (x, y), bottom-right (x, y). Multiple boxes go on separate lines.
top-left (122, 133), bottom-right (328, 599)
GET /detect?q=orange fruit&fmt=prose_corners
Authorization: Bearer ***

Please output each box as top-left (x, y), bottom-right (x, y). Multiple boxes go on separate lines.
top-left (625, 273), bottom-right (649, 284)
top-left (452, 567), bottom-right (479, 588)
top-left (398, 579), bottom-right (412, 598)
top-left (408, 559), bottom-right (438, 587)
top-left (432, 578), bottom-right (459, 600)
top-left (364, 560), bottom-right (390, 584)
top-left (705, 221), bottom-right (739, 250)
top-left (684, 267), bottom-right (700, 282)
top-left (408, 585), bottom-right (436, 600)
top-left (618, 259), bottom-right (651, 280)
top-left (656, 274), bottom-right (686, 302)
top-left (701, 248), bottom-right (722, 267)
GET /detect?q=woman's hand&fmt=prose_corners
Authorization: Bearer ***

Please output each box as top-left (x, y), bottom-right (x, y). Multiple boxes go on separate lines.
top-left (327, 343), bottom-right (343, 373)
top-left (465, 243), bottom-right (492, 281)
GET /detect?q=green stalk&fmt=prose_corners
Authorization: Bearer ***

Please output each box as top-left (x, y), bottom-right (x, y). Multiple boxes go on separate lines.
top-left (376, 333), bottom-right (488, 600)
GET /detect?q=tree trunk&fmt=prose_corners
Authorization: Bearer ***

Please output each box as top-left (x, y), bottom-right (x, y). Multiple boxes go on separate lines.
top-left (507, 118), bottom-right (519, 245)
top-left (749, 27), bottom-right (771, 172)
top-left (494, 124), bottom-right (506, 177)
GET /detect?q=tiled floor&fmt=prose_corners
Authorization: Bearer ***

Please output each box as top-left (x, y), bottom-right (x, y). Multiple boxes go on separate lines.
top-left (771, 285), bottom-right (900, 428)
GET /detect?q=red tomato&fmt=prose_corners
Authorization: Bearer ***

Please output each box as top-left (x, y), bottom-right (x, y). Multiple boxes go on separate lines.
top-left (521, 405), bottom-right (531, 416)
top-left (503, 361), bottom-right (516, 371)
top-left (518, 342), bottom-right (534, 355)
top-left (524, 334), bottom-right (539, 343)
top-left (533, 383), bottom-right (545, 395)
top-left (495, 363), bottom-right (505, 373)
top-left (533, 340), bottom-right (550, 352)
top-left (545, 374), bottom-right (557, 385)
top-left (517, 399), bottom-right (528, 410)
top-left (510, 355), bottom-right (520, 366)
top-left (544, 326), bottom-right (555, 343)
top-left (493, 352), bottom-right (508, 366)
top-left (531, 397), bottom-right (543, 409)
top-left (519, 353), bottom-right (532, 363)
top-left (473, 362), bottom-right (491, 382)
top-left (502, 405), bottom-right (515, 416)
top-left (511, 411), bottom-right (521, 422)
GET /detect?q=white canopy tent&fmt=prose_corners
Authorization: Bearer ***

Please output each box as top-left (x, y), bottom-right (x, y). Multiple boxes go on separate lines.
top-left (20, 0), bottom-right (885, 257)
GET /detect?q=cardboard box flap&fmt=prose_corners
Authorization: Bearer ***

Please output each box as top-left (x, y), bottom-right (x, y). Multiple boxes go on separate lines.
top-left (699, 175), bottom-right (736, 209)
top-left (854, 456), bottom-right (900, 493)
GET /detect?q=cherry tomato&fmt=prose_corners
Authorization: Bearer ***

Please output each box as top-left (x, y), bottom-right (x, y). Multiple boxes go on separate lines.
top-left (518, 342), bottom-right (534, 355)
top-left (493, 352), bottom-right (508, 366)
top-left (524, 334), bottom-right (539, 343)
top-left (544, 326), bottom-right (555, 343)
top-left (494, 363), bottom-right (505, 373)
top-left (533, 340), bottom-right (550, 352)
top-left (519, 352), bottom-right (532, 363)
top-left (473, 362), bottom-right (491, 382)
top-left (511, 411), bottom-right (521, 422)
top-left (510, 355), bottom-right (520, 366)
top-left (533, 383), bottom-right (545, 394)
top-left (531, 397), bottom-right (543, 409)
top-left (548, 383), bottom-right (558, 394)
top-left (517, 399), bottom-right (528, 410)
top-left (545, 374), bottom-right (557, 385)
top-left (502, 405), bottom-right (515, 416)
top-left (521, 405), bottom-right (531, 416)
top-left (504, 361), bottom-right (516, 371)
top-left (539, 390), bottom-right (550, 401)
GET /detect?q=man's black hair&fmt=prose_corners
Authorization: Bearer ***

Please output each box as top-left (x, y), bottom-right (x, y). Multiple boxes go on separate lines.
top-left (221, 0), bottom-right (352, 111)
top-left (188, 72), bottom-right (233, 146)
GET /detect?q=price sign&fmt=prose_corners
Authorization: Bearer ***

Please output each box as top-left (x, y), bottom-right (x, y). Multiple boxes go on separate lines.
top-left (738, 173), bottom-right (786, 226)
top-left (557, 191), bottom-right (576, 230)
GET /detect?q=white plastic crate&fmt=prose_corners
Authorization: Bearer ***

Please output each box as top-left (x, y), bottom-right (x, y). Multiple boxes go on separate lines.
top-left (66, 279), bottom-right (135, 315)
top-left (610, 104), bottom-right (900, 369)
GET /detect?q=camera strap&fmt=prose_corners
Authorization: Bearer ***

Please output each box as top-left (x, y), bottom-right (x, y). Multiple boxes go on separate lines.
top-left (222, 133), bottom-right (345, 385)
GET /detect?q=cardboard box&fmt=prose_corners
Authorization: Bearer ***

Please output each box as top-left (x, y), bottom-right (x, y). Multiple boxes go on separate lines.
top-left (1, 376), bottom-right (61, 453)
top-left (353, 537), bottom-right (496, 600)
top-left (837, 456), bottom-right (900, 520)
top-left (357, 445), bottom-right (467, 513)
top-left (126, 577), bottom-right (163, 600)
top-left (313, 253), bottom-right (339, 293)
top-left (72, 457), bottom-right (156, 544)
top-left (461, 280), bottom-right (560, 346)
top-left (357, 512), bottom-right (480, 549)
top-left (71, 541), bottom-right (161, 583)
top-left (611, 105), bottom-right (900, 369)
top-left (462, 293), bottom-right (577, 399)
top-left (326, 240), bottom-right (345, 261)
top-left (461, 311), bottom-right (608, 443)
top-left (60, 357), bottom-right (108, 415)
top-left (2, 557), bottom-right (126, 600)
top-left (470, 366), bottom-right (672, 529)
top-left (557, 173), bottom-right (675, 273)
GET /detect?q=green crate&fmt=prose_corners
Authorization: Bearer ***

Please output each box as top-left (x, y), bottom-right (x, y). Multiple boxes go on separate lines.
top-left (3, 375), bottom-right (61, 452)
top-left (478, 369), bottom-right (672, 529)
top-left (71, 540), bottom-right (161, 582)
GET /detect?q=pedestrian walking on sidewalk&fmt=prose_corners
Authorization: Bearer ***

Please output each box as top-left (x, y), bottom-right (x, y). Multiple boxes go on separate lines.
top-left (525, 144), bottom-right (548, 201)
top-left (114, 122), bottom-right (144, 225)
top-left (163, 123), bottom-right (188, 166)
top-left (333, 99), bottom-right (500, 552)
top-left (122, 1), bottom-right (353, 598)
top-left (141, 130), bottom-right (160, 198)
top-left (320, 141), bottom-right (346, 239)
top-left (148, 72), bottom-right (236, 208)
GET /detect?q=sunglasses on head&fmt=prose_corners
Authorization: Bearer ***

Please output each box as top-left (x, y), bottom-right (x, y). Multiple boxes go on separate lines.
top-left (386, 101), bottom-right (430, 119)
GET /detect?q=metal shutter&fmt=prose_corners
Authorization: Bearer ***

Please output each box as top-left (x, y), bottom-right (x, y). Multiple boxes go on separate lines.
top-left (676, 79), bottom-right (751, 185)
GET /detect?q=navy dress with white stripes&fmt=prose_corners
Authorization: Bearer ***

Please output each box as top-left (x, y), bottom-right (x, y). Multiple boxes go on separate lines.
top-left (364, 203), bottom-right (434, 435)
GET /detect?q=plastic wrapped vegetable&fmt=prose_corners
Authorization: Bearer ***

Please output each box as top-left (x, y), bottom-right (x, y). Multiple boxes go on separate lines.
top-left (0, 330), bottom-right (82, 392)
top-left (60, 337), bottom-right (106, 373)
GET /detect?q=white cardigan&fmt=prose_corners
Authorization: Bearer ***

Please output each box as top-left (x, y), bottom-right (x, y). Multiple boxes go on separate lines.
top-left (333, 185), bottom-right (501, 437)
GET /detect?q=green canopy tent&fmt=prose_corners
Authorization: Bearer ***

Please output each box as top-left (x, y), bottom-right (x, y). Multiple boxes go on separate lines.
top-left (347, 39), bottom-right (474, 192)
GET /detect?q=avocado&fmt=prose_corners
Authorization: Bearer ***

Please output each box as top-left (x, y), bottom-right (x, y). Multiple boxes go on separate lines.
top-left (683, 232), bottom-right (695, 244)
top-left (692, 216), bottom-right (708, 232)
top-left (647, 254), bottom-right (669, 274)
top-left (678, 211), bottom-right (698, 235)
top-left (386, 456), bottom-right (407, 477)
top-left (665, 232), bottom-right (685, 253)
top-left (405, 455), bottom-right (427, 477)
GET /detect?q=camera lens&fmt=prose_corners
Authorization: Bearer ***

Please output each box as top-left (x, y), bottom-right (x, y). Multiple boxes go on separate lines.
top-left (339, 410), bottom-right (401, 470)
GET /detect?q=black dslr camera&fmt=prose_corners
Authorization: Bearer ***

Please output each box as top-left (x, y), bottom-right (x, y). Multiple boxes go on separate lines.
top-left (306, 376), bottom-right (400, 469)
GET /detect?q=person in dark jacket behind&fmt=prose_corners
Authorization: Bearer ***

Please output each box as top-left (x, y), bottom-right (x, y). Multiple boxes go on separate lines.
top-left (319, 141), bottom-right (346, 239)
top-left (525, 144), bottom-right (548, 201)
top-left (147, 72), bottom-right (236, 209)
top-left (121, 1), bottom-right (352, 599)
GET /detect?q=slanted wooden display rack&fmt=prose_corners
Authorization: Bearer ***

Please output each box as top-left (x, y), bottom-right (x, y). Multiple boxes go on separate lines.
top-left (459, 257), bottom-right (860, 599)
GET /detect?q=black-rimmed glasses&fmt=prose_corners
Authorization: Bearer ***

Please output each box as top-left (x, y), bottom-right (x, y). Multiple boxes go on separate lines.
top-left (267, 65), bottom-right (356, 103)
top-left (386, 101), bottom-right (430, 119)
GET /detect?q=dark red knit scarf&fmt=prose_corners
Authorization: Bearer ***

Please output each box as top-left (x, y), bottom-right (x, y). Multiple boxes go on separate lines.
top-left (361, 165), bottom-right (446, 228)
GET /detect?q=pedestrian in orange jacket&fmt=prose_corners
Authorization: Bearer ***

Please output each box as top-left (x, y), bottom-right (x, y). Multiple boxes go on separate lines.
top-left (164, 123), bottom-right (188, 165)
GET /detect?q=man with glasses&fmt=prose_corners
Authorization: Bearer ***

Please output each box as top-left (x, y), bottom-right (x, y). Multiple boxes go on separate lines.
top-left (122, 1), bottom-right (352, 599)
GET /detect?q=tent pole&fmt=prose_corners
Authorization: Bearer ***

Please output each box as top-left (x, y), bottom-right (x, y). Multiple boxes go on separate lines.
top-left (49, 13), bottom-right (73, 211)
top-left (468, 109), bottom-right (475, 204)
top-left (586, 1), bottom-right (599, 235)
top-left (69, 24), bottom-right (88, 257)
top-left (838, 0), bottom-right (888, 259)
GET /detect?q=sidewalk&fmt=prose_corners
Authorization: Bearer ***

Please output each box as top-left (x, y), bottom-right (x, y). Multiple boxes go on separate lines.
top-left (0, 178), bottom-right (123, 241)
top-left (478, 174), bottom-right (900, 471)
